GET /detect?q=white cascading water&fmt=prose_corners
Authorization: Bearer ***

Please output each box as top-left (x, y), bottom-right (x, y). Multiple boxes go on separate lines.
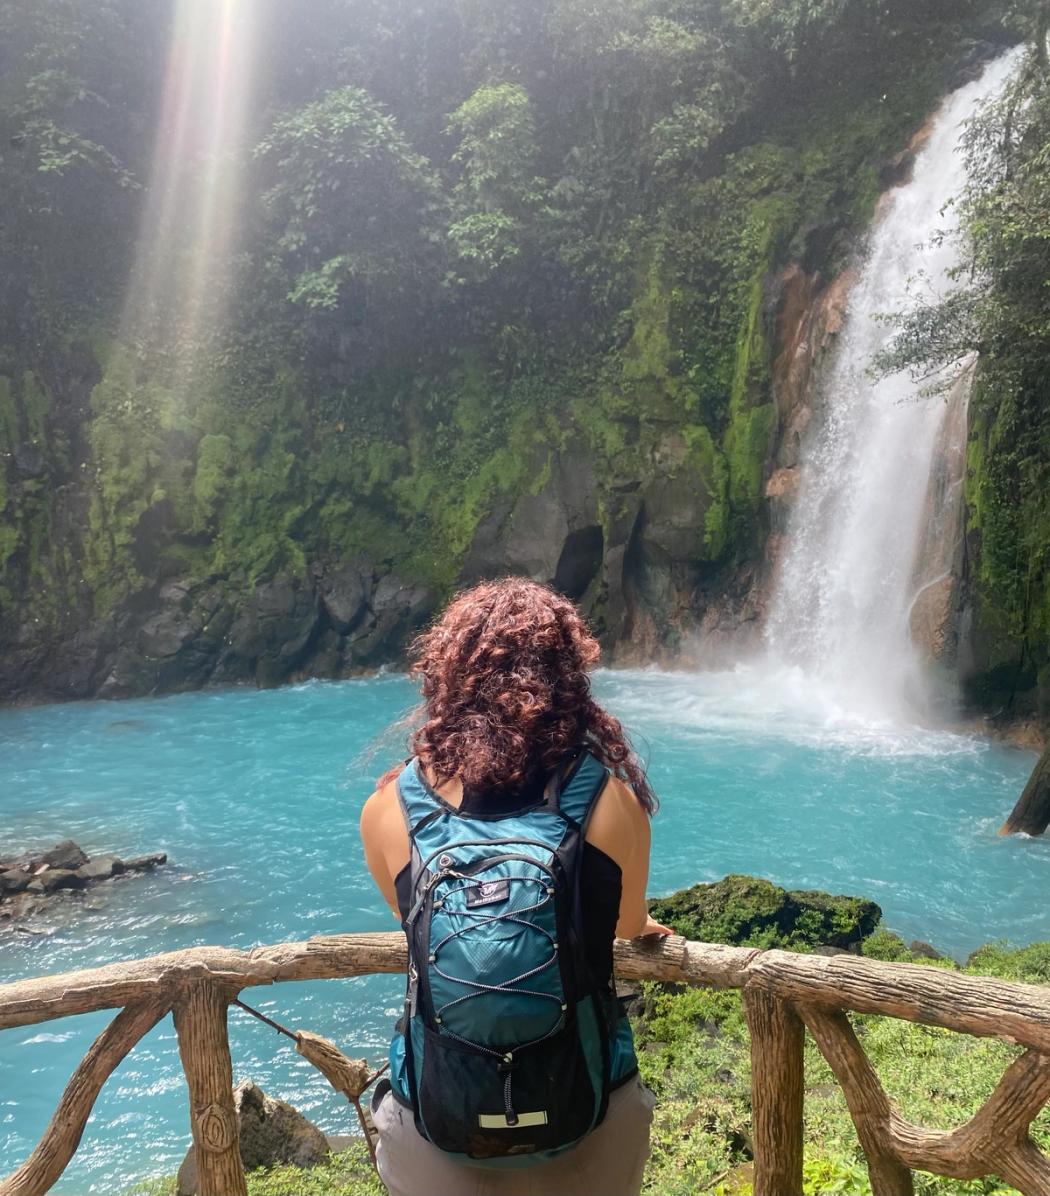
top-left (764, 52), bottom-right (1020, 722)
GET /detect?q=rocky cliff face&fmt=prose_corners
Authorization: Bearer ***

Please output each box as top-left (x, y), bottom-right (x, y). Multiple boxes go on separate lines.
top-left (0, 412), bottom-right (762, 701)
top-left (0, 244), bottom-right (781, 701)
top-left (0, 228), bottom-right (940, 703)
top-left (0, 560), bottom-right (434, 703)
top-left (909, 368), bottom-right (972, 678)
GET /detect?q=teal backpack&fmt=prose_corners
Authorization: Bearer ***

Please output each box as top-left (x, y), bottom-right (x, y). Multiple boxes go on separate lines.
top-left (387, 749), bottom-right (635, 1163)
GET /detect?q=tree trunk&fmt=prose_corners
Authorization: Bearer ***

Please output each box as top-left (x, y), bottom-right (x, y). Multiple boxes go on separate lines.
top-left (1000, 744), bottom-right (1050, 836)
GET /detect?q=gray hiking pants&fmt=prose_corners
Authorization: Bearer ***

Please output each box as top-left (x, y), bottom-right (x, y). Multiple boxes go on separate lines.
top-left (372, 1075), bottom-right (656, 1196)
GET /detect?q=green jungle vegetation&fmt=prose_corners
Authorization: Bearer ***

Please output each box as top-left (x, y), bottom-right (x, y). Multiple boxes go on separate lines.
top-left (129, 876), bottom-right (1050, 1196)
top-left (0, 0), bottom-right (1047, 713)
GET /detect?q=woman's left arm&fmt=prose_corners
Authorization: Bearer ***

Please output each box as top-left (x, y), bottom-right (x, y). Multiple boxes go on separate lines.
top-left (360, 786), bottom-right (402, 919)
top-left (588, 776), bottom-right (672, 939)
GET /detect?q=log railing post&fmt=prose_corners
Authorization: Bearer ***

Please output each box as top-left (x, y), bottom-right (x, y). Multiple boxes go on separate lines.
top-left (745, 985), bottom-right (804, 1196)
top-left (172, 981), bottom-right (247, 1196)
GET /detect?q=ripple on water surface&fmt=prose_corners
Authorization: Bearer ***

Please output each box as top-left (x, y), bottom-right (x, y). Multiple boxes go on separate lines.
top-left (0, 670), bottom-right (1042, 1190)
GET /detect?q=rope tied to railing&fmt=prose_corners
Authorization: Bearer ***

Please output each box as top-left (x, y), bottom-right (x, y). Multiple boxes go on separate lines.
top-left (232, 998), bottom-right (388, 1170)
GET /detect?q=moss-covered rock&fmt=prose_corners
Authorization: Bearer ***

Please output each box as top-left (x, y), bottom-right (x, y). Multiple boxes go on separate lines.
top-left (648, 874), bottom-right (881, 952)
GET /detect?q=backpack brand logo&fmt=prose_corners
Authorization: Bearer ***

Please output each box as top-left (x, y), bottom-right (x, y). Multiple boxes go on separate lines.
top-left (465, 878), bottom-right (511, 908)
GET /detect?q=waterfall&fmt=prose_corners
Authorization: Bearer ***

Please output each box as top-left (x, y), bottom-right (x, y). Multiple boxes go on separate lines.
top-left (764, 52), bottom-right (1020, 722)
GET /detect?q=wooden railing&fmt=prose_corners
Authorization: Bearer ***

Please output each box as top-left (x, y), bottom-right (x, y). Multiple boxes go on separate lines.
top-left (4, 933), bottom-right (1050, 1195)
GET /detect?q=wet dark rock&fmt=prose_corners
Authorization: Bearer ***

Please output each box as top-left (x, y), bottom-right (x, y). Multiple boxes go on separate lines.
top-left (64, 628), bottom-right (111, 698)
top-left (307, 627), bottom-right (346, 678)
top-left (0, 870), bottom-right (29, 895)
top-left (41, 840), bottom-right (89, 871)
top-left (139, 596), bottom-right (200, 659)
top-left (637, 442), bottom-right (714, 563)
top-left (27, 868), bottom-right (81, 894)
top-left (553, 525), bottom-right (605, 602)
top-left (319, 564), bottom-right (369, 634)
top-left (0, 549), bottom-right (442, 702)
top-left (1, 842), bottom-right (166, 924)
top-left (951, 38), bottom-right (1015, 90)
top-left (217, 575), bottom-right (322, 687)
top-left (879, 147), bottom-right (917, 190)
top-left (462, 449), bottom-right (601, 601)
top-left (346, 574), bottom-right (433, 665)
top-left (75, 855), bottom-right (125, 882)
top-left (124, 852), bottom-right (167, 872)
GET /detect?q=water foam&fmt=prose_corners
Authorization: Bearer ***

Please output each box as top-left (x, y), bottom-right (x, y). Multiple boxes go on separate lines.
top-left (599, 666), bottom-right (986, 758)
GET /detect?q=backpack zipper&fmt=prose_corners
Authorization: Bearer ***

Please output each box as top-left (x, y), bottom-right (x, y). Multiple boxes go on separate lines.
top-left (499, 1052), bottom-right (518, 1126)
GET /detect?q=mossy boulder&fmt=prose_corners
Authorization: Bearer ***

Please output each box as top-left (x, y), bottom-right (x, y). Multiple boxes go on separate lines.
top-left (648, 874), bottom-right (881, 952)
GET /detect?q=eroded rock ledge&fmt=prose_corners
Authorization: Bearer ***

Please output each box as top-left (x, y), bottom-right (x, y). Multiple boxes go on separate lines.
top-left (0, 839), bottom-right (166, 927)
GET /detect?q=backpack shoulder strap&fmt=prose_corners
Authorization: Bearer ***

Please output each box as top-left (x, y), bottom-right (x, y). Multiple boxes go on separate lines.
top-left (396, 751), bottom-right (610, 833)
top-left (395, 758), bottom-right (444, 837)
top-left (554, 749), bottom-right (610, 829)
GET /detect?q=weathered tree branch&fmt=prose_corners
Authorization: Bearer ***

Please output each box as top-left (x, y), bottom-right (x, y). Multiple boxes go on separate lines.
top-left (0, 998), bottom-right (170, 1196)
top-left (0, 933), bottom-right (763, 1030)
top-left (799, 1005), bottom-right (914, 1196)
top-left (801, 1004), bottom-right (1050, 1196)
top-left (749, 948), bottom-right (1050, 1052)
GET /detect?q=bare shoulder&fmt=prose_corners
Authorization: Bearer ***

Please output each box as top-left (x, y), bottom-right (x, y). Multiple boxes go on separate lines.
top-left (595, 773), bottom-right (648, 825)
top-left (360, 775), bottom-right (402, 836)
top-left (586, 773), bottom-right (649, 870)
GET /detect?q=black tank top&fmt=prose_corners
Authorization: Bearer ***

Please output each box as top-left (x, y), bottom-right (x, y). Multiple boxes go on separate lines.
top-left (392, 768), bottom-right (623, 992)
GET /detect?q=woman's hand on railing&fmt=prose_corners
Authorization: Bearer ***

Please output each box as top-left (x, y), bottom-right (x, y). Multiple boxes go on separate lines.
top-left (637, 915), bottom-right (673, 938)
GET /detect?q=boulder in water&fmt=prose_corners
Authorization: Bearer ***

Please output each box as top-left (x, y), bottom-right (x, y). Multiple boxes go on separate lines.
top-left (41, 840), bottom-right (89, 872)
top-left (0, 841), bottom-right (166, 923)
top-left (0, 869), bottom-right (30, 895)
top-left (124, 852), bottom-right (167, 872)
top-left (27, 868), bottom-right (82, 895)
top-left (75, 855), bottom-right (125, 882)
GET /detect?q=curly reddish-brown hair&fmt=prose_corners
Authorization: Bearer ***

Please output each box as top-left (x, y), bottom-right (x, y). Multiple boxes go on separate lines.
top-left (380, 577), bottom-right (657, 813)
